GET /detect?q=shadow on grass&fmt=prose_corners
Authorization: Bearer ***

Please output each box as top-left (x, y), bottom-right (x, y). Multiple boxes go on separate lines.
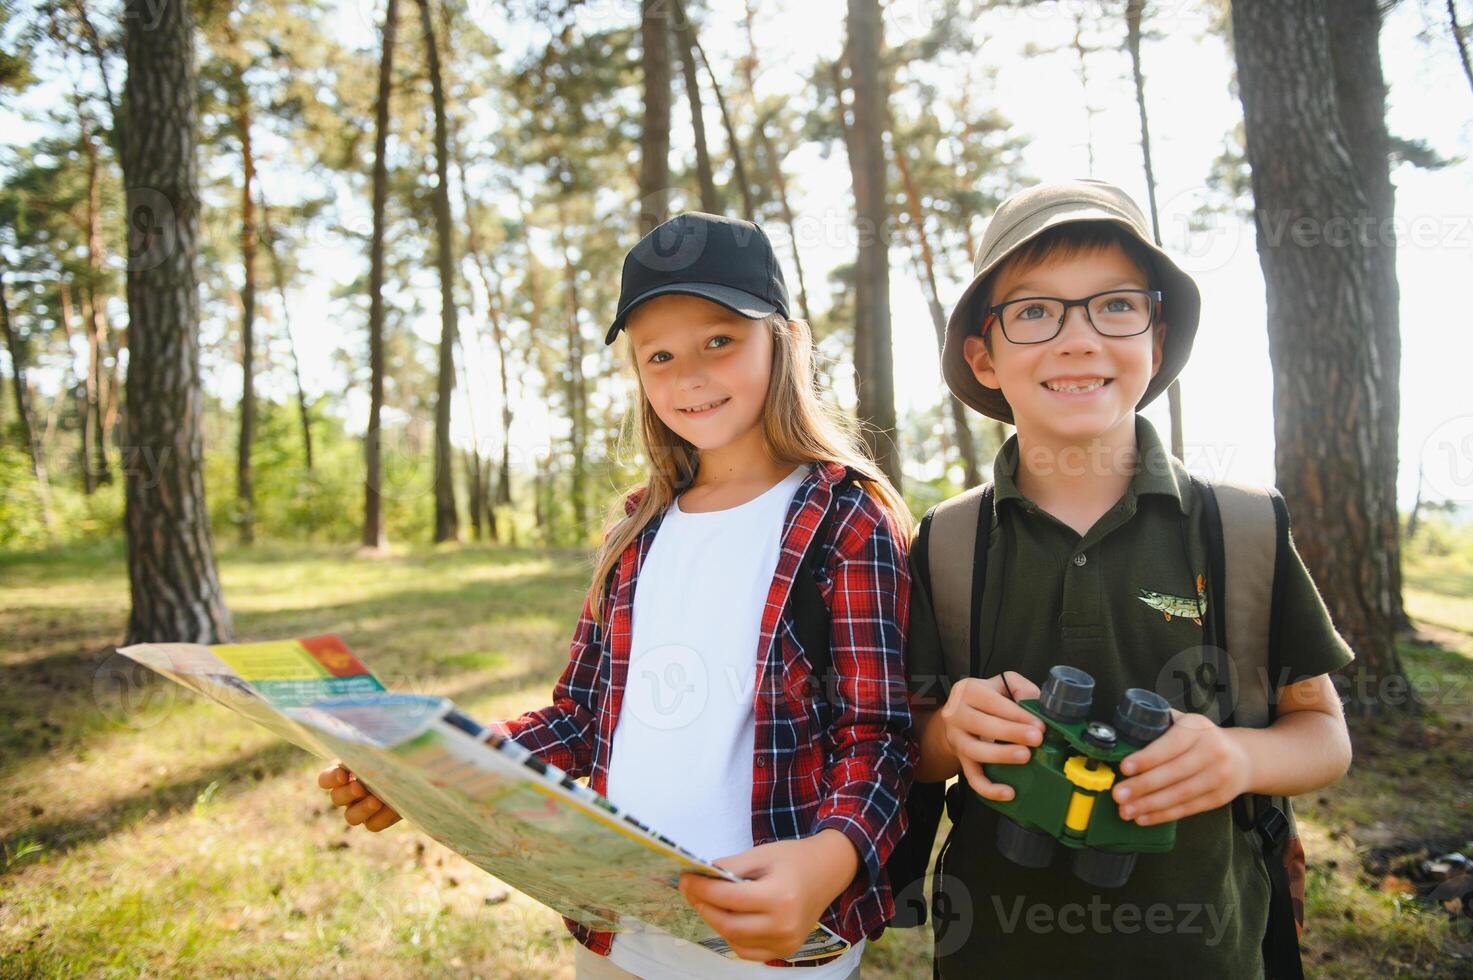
top-left (0, 561), bottom-right (588, 777)
top-left (0, 736), bottom-right (308, 879)
top-left (0, 635), bottom-right (579, 876)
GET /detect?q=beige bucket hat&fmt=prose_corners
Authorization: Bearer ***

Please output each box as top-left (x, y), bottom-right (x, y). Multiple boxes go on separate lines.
top-left (942, 178), bottom-right (1202, 424)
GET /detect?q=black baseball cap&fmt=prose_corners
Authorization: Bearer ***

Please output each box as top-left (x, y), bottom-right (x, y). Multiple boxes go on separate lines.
top-left (605, 212), bottom-right (792, 345)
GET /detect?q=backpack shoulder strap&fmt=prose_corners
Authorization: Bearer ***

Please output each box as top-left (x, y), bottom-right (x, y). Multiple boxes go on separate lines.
top-left (926, 483), bottom-right (994, 682)
top-left (883, 481), bottom-right (992, 931)
top-left (1192, 478), bottom-right (1303, 980)
top-left (1201, 479), bottom-right (1283, 728)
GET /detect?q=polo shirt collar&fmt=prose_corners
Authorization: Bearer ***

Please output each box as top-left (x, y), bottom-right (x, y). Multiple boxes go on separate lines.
top-left (991, 415), bottom-right (1189, 515)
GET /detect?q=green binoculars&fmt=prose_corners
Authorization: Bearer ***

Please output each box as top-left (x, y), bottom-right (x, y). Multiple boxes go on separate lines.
top-left (978, 665), bottom-right (1177, 888)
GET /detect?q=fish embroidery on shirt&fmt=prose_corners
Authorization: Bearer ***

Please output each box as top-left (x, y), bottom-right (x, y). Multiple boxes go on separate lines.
top-left (1138, 573), bottom-right (1207, 626)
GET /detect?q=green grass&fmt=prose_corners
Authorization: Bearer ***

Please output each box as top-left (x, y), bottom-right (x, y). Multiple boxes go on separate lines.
top-left (0, 538), bottom-right (1468, 977)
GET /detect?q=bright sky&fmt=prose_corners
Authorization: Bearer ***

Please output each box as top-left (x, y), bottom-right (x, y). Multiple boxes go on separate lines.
top-left (6, 0), bottom-right (1471, 509)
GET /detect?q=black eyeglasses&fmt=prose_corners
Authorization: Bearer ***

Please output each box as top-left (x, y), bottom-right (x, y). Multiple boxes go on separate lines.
top-left (983, 289), bottom-right (1163, 345)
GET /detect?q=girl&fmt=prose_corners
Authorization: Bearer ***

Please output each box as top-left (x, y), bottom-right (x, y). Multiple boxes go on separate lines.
top-left (320, 212), bottom-right (916, 979)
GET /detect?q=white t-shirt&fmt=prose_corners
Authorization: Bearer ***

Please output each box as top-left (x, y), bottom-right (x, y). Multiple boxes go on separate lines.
top-left (604, 464), bottom-right (864, 979)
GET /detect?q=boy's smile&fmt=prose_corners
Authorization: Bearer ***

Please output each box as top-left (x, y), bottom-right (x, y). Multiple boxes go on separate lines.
top-left (962, 243), bottom-right (1166, 447)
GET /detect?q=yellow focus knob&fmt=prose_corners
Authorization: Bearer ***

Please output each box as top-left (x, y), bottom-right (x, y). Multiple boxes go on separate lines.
top-left (1063, 754), bottom-right (1117, 792)
top-left (1062, 755), bottom-right (1118, 833)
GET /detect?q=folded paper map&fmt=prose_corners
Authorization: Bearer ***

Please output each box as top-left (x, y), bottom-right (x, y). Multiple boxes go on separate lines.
top-left (116, 635), bottom-right (850, 962)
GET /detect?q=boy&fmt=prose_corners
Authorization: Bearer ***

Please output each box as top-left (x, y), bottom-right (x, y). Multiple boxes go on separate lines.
top-left (906, 179), bottom-right (1353, 977)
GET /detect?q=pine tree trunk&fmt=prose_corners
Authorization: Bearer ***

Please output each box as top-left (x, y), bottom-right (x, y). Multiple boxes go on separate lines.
top-left (259, 197), bottom-right (314, 472)
top-left (692, 35), bottom-right (755, 220)
top-left (638, 0), bottom-right (672, 233)
top-left (453, 152), bottom-right (513, 516)
top-left (739, 3), bottom-right (811, 318)
top-left (558, 224), bottom-right (588, 538)
top-left (1125, 0), bottom-right (1186, 462)
top-left (418, 0), bottom-right (461, 544)
top-left (0, 263), bottom-right (55, 533)
top-left (81, 123), bottom-right (113, 486)
top-left (891, 133), bottom-right (981, 488)
top-left (672, 1), bottom-right (719, 213)
top-left (120, 0), bottom-right (233, 643)
top-left (466, 450), bottom-right (483, 541)
top-left (235, 76), bottom-right (258, 546)
top-left (59, 282), bottom-right (98, 495)
top-left (363, 0), bottom-right (398, 550)
top-left (842, 0), bottom-right (901, 490)
top-left (1231, 0), bottom-right (1409, 714)
top-left (1450, 0), bottom-right (1473, 96)
top-left (1327, 0), bottom-right (1408, 632)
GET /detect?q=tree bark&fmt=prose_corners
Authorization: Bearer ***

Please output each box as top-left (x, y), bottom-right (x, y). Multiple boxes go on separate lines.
top-left (671, 1), bottom-right (719, 213)
top-left (417, 0), bottom-right (461, 544)
top-left (234, 68), bottom-right (258, 546)
top-left (363, 0), bottom-right (398, 550)
top-left (1327, 0), bottom-right (1408, 632)
top-left (120, 0), bottom-right (233, 643)
top-left (638, 0), bottom-right (673, 233)
top-left (842, 0), bottom-right (901, 489)
top-left (0, 263), bottom-right (55, 533)
top-left (1231, 0), bottom-right (1408, 714)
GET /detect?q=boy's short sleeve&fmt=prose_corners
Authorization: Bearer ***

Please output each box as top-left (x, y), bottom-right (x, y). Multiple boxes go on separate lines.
top-left (905, 534), bottom-right (950, 711)
top-left (1273, 525), bottom-right (1356, 686)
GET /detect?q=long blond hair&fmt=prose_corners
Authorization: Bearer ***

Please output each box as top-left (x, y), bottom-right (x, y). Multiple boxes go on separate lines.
top-left (588, 313), bottom-right (914, 625)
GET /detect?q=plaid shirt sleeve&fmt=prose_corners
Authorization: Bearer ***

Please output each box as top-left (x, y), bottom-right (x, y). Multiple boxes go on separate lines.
top-left (810, 491), bottom-right (917, 888)
top-left (487, 584), bottom-right (605, 779)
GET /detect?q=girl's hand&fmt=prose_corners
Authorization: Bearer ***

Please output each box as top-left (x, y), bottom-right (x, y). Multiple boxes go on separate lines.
top-left (1112, 712), bottom-right (1253, 825)
top-left (677, 830), bottom-right (859, 962)
top-left (317, 762), bottom-right (402, 831)
top-left (938, 672), bottom-right (1044, 802)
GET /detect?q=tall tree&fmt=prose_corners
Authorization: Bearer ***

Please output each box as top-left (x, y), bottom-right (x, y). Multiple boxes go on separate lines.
top-left (638, 0), bottom-right (672, 232)
top-left (841, 0), bottom-right (901, 488)
top-left (1231, 0), bottom-right (1408, 712)
top-left (454, 154), bottom-right (515, 538)
top-left (119, 0), bottom-right (233, 643)
top-left (1123, 0), bottom-right (1185, 461)
top-left (1450, 0), bottom-right (1473, 95)
top-left (890, 130), bottom-right (982, 488)
top-left (671, 1), bottom-right (719, 213)
top-left (1327, 0), bottom-right (1408, 631)
top-left (258, 194), bottom-right (314, 472)
top-left (557, 213), bottom-right (590, 536)
top-left (0, 261), bottom-right (54, 534)
top-left (416, 0), bottom-right (460, 543)
top-left (740, 0), bottom-right (812, 320)
top-left (229, 31), bottom-right (259, 545)
top-left (363, 0), bottom-right (398, 551)
top-left (77, 95), bottom-right (113, 489)
top-left (693, 34), bottom-right (756, 220)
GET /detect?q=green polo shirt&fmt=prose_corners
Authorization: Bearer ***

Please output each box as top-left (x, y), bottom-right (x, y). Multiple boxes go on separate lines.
top-left (906, 416), bottom-right (1353, 979)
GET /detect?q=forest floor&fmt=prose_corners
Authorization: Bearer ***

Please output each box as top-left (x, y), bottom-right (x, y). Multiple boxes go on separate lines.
top-left (1, 538), bottom-right (1470, 978)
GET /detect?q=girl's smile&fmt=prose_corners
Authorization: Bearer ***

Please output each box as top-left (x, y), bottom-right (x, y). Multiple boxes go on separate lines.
top-left (677, 396), bottom-right (731, 416)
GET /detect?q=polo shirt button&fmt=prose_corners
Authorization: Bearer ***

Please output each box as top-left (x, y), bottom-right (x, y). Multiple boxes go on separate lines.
top-left (1074, 553), bottom-right (1088, 566)
top-left (756, 756), bottom-right (768, 768)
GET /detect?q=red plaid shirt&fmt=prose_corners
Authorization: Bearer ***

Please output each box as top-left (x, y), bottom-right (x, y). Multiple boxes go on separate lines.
top-left (491, 460), bottom-right (916, 962)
